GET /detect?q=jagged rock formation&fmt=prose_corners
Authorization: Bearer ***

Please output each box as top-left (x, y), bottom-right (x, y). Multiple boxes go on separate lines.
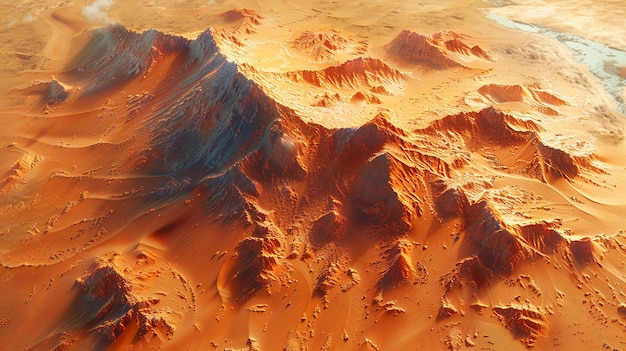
top-left (41, 79), bottom-right (69, 105)
top-left (67, 25), bottom-right (189, 94)
top-left (315, 262), bottom-right (344, 296)
top-left (422, 107), bottom-right (604, 182)
top-left (438, 298), bottom-right (460, 319)
top-left (0, 152), bottom-right (40, 193)
top-left (2, 18), bottom-right (624, 351)
top-left (351, 91), bottom-right (382, 104)
top-left (519, 222), bottom-right (567, 254)
top-left (229, 234), bottom-right (285, 296)
top-left (72, 251), bottom-right (192, 346)
top-left (13, 77), bottom-right (69, 111)
top-left (386, 30), bottom-right (491, 68)
top-left (284, 57), bottom-right (408, 90)
top-left (291, 30), bottom-right (367, 61)
top-left (379, 239), bottom-right (415, 287)
top-left (493, 304), bottom-right (549, 347)
top-left (310, 205), bottom-right (346, 246)
top-left (312, 92), bottom-right (343, 107)
top-left (463, 199), bottom-right (537, 274)
top-left (478, 84), bottom-right (568, 105)
top-left (441, 256), bottom-right (494, 291)
top-left (349, 153), bottom-right (414, 234)
top-left (476, 83), bottom-right (570, 116)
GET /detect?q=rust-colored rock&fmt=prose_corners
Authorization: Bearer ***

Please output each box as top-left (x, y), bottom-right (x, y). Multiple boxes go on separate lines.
top-left (493, 304), bottom-right (549, 347)
top-left (386, 30), bottom-right (491, 68)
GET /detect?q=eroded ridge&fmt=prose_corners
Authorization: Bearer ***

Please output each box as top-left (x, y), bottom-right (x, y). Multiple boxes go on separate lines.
top-left (71, 251), bottom-right (194, 348)
top-left (386, 29), bottom-right (492, 68)
top-left (1, 12), bottom-right (625, 351)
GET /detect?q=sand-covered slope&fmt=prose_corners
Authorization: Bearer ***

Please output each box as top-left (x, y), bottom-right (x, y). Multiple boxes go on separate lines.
top-left (0, 1), bottom-right (625, 351)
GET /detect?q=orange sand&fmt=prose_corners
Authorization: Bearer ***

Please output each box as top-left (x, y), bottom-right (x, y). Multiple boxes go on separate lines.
top-left (0, 1), bottom-right (625, 350)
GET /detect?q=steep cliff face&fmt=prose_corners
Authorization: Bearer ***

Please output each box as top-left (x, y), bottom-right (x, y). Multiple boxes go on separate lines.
top-left (229, 233), bottom-right (285, 296)
top-left (67, 25), bottom-right (190, 94)
top-left (462, 199), bottom-right (537, 274)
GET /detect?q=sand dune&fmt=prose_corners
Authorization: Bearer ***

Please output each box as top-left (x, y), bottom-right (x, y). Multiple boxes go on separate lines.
top-left (0, 1), bottom-right (625, 351)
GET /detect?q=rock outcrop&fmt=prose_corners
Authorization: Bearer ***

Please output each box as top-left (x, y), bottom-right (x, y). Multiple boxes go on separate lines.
top-left (386, 30), bottom-right (491, 68)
